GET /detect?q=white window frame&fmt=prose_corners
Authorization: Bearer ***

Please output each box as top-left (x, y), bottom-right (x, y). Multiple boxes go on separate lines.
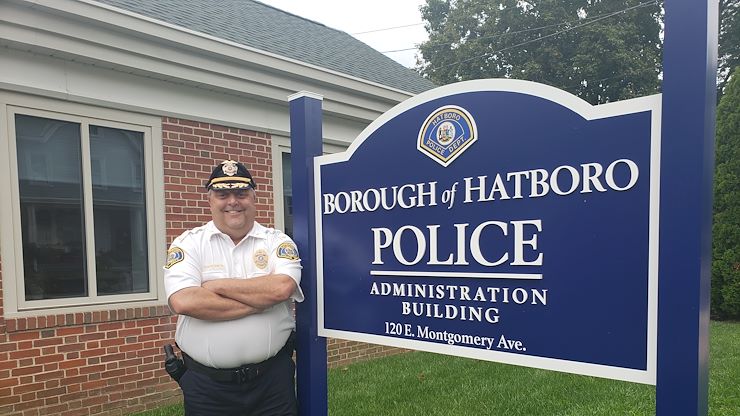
top-left (0, 92), bottom-right (166, 316)
top-left (271, 134), bottom-right (346, 234)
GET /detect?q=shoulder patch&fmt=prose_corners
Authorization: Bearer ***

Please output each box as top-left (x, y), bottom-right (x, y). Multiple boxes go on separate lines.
top-left (165, 247), bottom-right (185, 269)
top-left (276, 242), bottom-right (300, 260)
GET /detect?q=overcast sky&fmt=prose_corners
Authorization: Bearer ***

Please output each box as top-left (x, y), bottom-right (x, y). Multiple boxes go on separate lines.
top-left (258, 0), bottom-right (429, 68)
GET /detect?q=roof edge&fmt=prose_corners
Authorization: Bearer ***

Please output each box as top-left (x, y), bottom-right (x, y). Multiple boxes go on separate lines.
top-left (80, 0), bottom-right (420, 97)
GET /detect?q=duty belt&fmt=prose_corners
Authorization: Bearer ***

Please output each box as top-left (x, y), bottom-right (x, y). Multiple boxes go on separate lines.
top-left (182, 333), bottom-right (295, 384)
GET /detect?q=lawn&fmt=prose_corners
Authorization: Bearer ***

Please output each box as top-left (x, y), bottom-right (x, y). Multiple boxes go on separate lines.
top-left (135, 321), bottom-right (739, 415)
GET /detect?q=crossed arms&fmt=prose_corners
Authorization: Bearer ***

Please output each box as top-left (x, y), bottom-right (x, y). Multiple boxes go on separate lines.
top-left (168, 274), bottom-right (297, 321)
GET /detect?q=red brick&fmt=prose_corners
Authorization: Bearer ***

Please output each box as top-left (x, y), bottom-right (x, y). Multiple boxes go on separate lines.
top-left (57, 343), bottom-right (84, 353)
top-left (10, 348), bottom-right (40, 359)
top-left (78, 364), bottom-right (105, 375)
top-left (0, 391), bottom-right (20, 406)
top-left (56, 327), bottom-right (83, 337)
top-left (162, 124), bottom-right (185, 132)
top-left (34, 370), bottom-right (63, 382)
top-left (41, 403), bottom-right (69, 414)
top-left (80, 380), bottom-right (106, 390)
top-left (8, 331), bottom-right (39, 342)
top-left (0, 375), bottom-right (19, 389)
top-left (34, 354), bottom-right (63, 365)
top-left (58, 359), bottom-right (85, 370)
top-left (60, 375), bottom-right (87, 387)
top-left (101, 368), bottom-right (127, 380)
top-left (78, 332), bottom-right (104, 342)
top-left (80, 397), bottom-right (107, 411)
top-left (26, 318), bottom-right (38, 330)
top-left (99, 338), bottom-right (124, 348)
top-left (100, 353), bottom-right (125, 363)
top-left (13, 397), bottom-right (44, 411)
top-left (34, 337), bottom-right (62, 347)
top-left (44, 379), bottom-right (60, 389)
top-left (12, 365), bottom-right (43, 376)
top-left (36, 387), bottom-right (66, 399)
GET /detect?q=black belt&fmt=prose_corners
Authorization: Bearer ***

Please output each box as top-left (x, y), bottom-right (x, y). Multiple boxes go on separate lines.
top-left (183, 335), bottom-right (294, 384)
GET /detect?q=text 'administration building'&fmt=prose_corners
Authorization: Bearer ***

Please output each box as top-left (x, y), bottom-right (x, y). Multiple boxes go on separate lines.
top-left (0, 0), bottom-right (434, 414)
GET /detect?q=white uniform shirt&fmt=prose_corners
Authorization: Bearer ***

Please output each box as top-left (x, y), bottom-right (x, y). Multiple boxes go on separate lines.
top-left (164, 221), bottom-right (304, 368)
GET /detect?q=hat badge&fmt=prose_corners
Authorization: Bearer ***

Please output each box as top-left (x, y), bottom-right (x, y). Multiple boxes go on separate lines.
top-left (221, 160), bottom-right (238, 176)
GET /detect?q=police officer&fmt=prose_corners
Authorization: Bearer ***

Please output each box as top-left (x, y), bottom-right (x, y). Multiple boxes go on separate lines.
top-left (164, 160), bottom-right (303, 416)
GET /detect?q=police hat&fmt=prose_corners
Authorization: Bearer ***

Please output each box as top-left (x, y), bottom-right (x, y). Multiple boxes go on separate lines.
top-left (205, 160), bottom-right (256, 190)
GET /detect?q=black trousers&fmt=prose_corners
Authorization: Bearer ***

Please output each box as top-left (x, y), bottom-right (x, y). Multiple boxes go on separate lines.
top-left (179, 353), bottom-right (298, 416)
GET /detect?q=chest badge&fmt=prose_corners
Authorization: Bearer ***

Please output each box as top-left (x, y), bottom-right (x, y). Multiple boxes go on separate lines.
top-left (253, 249), bottom-right (269, 269)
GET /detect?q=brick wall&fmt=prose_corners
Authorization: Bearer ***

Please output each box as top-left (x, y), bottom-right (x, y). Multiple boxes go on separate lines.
top-left (0, 307), bottom-right (179, 416)
top-left (0, 117), bottom-right (404, 416)
top-left (162, 117), bottom-right (276, 240)
top-left (327, 338), bottom-right (407, 369)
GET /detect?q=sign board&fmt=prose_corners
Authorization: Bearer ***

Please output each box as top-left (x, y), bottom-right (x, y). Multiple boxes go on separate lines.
top-left (314, 80), bottom-right (661, 384)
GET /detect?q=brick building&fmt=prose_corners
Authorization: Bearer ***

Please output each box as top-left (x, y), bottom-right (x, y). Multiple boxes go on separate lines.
top-left (0, 0), bottom-right (434, 414)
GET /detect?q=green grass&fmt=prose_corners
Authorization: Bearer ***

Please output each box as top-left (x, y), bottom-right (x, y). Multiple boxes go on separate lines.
top-left (132, 404), bottom-right (183, 416)
top-left (328, 351), bottom-right (655, 415)
top-left (708, 321), bottom-right (740, 416)
top-left (134, 321), bottom-right (739, 415)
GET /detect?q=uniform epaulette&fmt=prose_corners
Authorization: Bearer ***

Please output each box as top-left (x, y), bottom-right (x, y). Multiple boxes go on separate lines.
top-left (264, 227), bottom-right (290, 241)
top-left (172, 225), bottom-right (208, 245)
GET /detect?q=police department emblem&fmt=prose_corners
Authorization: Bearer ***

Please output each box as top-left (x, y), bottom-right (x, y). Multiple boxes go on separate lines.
top-left (417, 106), bottom-right (478, 167)
top-left (277, 242), bottom-right (299, 260)
top-left (253, 249), bottom-right (269, 269)
top-left (222, 160), bottom-right (238, 176)
top-left (165, 247), bottom-right (184, 269)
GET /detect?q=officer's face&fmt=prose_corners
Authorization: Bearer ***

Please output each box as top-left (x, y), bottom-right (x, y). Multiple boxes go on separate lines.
top-left (208, 188), bottom-right (257, 241)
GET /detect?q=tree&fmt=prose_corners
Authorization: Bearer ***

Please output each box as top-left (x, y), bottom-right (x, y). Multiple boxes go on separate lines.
top-left (718, 0), bottom-right (740, 97)
top-left (712, 66), bottom-right (740, 320)
top-left (417, 0), bottom-right (663, 104)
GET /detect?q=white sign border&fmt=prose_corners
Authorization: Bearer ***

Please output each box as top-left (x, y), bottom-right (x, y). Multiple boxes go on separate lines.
top-left (313, 79), bottom-right (660, 385)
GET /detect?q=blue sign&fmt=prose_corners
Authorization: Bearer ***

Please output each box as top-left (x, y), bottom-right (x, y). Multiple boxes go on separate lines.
top-left (314, 80), bottom-right (661, 384)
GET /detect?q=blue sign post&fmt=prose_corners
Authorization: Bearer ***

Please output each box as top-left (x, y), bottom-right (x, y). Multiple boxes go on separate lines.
top-left (656, 1), bottom-right (717, 415)
top-left (289, 92), bottom-right (327, 416)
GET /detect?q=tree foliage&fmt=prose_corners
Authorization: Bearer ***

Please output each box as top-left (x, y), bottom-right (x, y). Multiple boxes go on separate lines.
top-left (417, 0), bottom-right (662, 104)
top-left (712, 66), bottom-right (740, 320)
top-left (416, 1), bottom-right (739, 318)
top-left (719, 0), bottom-right (740, 96)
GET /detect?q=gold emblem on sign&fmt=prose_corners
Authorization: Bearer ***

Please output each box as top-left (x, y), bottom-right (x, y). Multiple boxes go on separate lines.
top-left (222, 160), bottom-right (238, 176)
top-left (254, 249), bottom-right (269, 269)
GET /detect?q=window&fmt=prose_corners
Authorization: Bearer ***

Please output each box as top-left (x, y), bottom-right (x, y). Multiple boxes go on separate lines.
top-left (1, 96), bottom-right (165, 313)
top-left (281, 152), bottom-right (293, 237)
top-left (274, 139), bottom-right (346, 239)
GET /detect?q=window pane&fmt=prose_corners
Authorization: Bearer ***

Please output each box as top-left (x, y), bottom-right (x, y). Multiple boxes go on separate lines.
top-left (90, 125), bottom-right (149, 295)
top-left (282, 152), bottom-right (293, 237)
top-left (15, 115), bottom-right (87, 300)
